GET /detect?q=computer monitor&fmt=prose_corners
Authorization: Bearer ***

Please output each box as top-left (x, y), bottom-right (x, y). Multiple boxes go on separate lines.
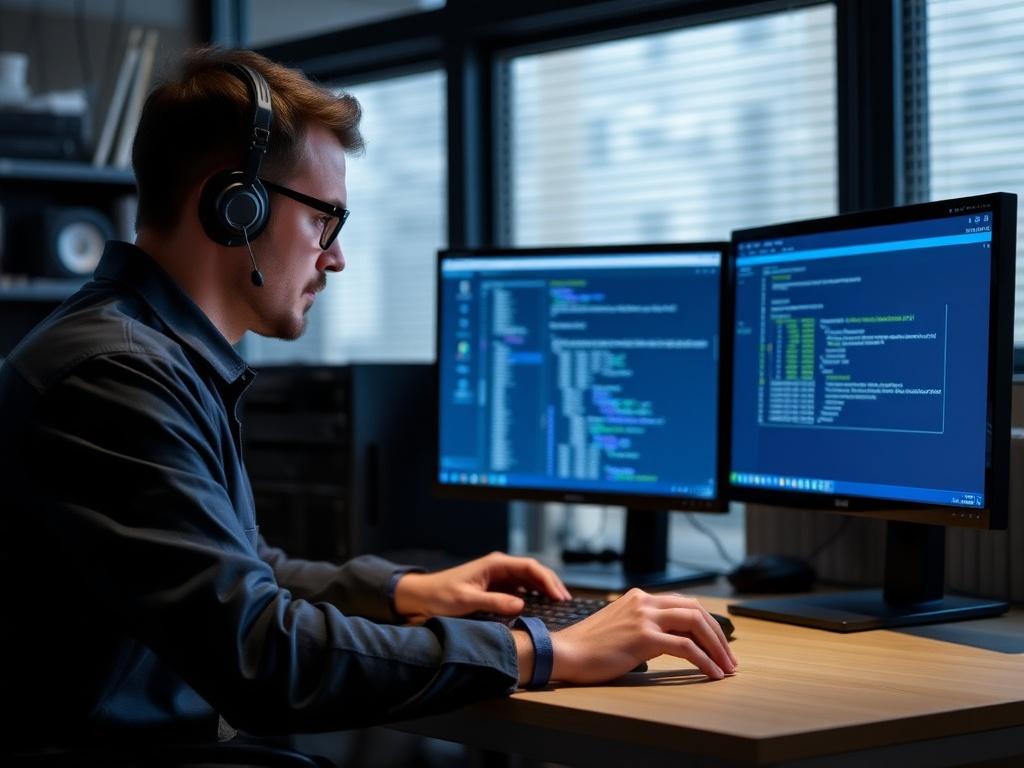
top-left (728, 192), bottom-right (1017, 631)
top-left (435, 244), bottom-right (730, 591)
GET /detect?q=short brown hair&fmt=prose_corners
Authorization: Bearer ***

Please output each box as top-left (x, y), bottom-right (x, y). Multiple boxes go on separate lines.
top-left (132, 47), bottom-right (363, 233)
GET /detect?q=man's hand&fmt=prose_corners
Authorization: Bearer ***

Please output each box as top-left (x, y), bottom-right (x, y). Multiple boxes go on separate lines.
top-left (550, 589), bottom-right (738, 683)
top-left (393, 551), bottom-right (571, 622)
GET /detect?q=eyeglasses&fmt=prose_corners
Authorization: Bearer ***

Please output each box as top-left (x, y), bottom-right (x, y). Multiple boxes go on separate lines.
top-left (260, 178), bottom-right (350, 251)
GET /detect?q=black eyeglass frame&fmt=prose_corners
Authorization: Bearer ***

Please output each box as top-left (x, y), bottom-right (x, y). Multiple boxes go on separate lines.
top-left (260, 177), bottom-right (349, 250)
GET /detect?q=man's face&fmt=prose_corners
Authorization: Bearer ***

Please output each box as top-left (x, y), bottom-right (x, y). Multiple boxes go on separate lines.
top-left (247, 124), bottom-right (347, 340)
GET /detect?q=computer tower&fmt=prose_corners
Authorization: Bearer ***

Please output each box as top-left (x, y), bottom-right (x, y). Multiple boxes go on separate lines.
top-left (241, 363), bottom-right (508, 565)
top-left (239, 365), bottom-right (350, 561)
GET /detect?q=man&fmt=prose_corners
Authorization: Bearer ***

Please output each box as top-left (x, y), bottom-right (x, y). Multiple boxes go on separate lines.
top-left (0, 47), bottom-right (736, 753)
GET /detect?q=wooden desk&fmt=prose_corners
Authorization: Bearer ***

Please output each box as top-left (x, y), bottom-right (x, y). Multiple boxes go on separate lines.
top-left (394, 597), bottom-right (1024, 767)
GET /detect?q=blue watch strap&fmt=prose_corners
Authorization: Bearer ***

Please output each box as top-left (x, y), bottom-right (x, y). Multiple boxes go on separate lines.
top-left (385, 567), bottom-right (424, 619)
top-left (512, 616), bottom-right (553, 689)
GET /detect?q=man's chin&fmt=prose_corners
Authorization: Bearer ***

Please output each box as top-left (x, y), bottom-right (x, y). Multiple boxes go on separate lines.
top-left (252, 315), bottom-right (307, 341)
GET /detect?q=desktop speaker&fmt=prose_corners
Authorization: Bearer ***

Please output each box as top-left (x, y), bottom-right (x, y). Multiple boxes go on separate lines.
top-left (11, 206), bottom-right (114, 279)
top-left (41, 207), bottom-right (114, 278)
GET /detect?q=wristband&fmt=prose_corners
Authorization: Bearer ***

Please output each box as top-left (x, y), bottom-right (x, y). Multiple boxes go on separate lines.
top-left (512, 616), bottom-right (553, 689)
top-left (385, 567), bottom-right (422, 618)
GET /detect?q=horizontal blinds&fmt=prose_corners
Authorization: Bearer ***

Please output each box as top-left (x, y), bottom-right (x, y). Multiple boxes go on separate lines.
top-left (245, 69), bottom-right (446, 365)
top-left (926, 0), bottom-right (1024, 345)
top-left (507, 4), bottom-right (838, 246)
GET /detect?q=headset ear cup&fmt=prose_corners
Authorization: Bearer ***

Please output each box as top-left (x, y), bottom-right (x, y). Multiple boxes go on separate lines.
top-left (199, 170), bottom-right (271, 247)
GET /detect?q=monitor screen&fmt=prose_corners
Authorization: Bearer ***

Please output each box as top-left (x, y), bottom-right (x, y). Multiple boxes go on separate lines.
top-left (436, 245), bottom-right (728, 511)
top-left (729, 193), bottom-right (1016, 526)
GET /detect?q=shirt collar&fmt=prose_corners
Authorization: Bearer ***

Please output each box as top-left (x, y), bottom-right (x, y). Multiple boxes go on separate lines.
top-left (93, 241), bottom-right (250, 384)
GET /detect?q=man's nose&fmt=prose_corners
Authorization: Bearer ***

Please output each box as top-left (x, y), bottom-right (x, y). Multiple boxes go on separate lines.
top-left (319, 241), bottom-right (345, 273)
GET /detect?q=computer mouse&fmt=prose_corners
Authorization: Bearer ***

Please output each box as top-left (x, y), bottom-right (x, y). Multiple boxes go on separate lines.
top-left (727, 554), bottom-right (816, 594)
top-left (711, 611), bottom-right (735, 641)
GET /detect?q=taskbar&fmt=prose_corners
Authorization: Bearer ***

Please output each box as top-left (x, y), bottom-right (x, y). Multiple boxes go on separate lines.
top-left (729, 471), bottom-right (982, 508)
top-left (439, 470), bottom-right (714, 499)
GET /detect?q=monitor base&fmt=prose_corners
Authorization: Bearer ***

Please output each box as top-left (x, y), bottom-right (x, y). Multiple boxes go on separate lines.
top-left (557, 561), bottom-right (718, 592)
top-left (728, 588), bottom-right (1008, 632)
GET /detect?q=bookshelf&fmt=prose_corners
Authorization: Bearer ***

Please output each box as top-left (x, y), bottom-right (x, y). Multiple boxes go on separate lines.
top-left (0, 4), bottom-right (206, 359)
top-left (0, 159), bottom-right (134, 359)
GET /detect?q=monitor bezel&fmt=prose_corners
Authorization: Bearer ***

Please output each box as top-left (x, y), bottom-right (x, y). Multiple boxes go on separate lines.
top-left (727, 192), bottom-right (1017, 530)
top-left (433, 242), bottom-right (732, 513)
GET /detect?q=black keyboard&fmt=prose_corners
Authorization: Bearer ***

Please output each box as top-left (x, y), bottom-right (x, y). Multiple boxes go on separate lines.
top-left (470, 594), bottom-right (610, 631)
top-left (471, 593), bottom-right (735, 640)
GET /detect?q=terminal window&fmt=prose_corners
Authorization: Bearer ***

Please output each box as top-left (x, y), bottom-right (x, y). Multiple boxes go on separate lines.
top-left (731, 213), bottom-right (993, 508)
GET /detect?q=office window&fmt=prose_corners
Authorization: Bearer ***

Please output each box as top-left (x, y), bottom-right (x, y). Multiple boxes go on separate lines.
top-left (245, 69), bottom-right (446, 364)
top-left (504, 4), bottom-right (837, 246)
top-left (247, 0), bottom-right (445, 47)
top-left (502, 5), bottom-right (837, 570)
top-left (924, 0), bottom-right (1024, 345)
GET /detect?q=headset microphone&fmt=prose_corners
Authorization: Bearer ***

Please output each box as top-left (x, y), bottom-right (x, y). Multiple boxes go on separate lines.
top-left (241, 225), bottom-right (264, 288)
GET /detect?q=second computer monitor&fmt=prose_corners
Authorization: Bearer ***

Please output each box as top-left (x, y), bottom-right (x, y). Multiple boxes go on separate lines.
top-left (436, 244), bottom-right (729, 512)
top-left (730, 193), bottom-right (1016, 526)
top-left (435, 244), bottom-right (729, 590)
top-left (727, 192), bottom-right (1016, 631)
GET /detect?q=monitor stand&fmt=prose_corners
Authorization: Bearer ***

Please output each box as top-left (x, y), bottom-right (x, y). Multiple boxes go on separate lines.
top-left (556, 508), bottom-right (718, 592)
top-left (729, 521), bottom-right (1008, 632)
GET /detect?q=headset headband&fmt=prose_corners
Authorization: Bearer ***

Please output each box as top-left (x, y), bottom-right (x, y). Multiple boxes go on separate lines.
top-left (225, 63), bottom-right (272, 184)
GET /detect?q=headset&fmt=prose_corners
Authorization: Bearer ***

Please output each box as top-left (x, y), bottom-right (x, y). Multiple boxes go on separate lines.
top-left (197, 62), bottom-right (272, 287)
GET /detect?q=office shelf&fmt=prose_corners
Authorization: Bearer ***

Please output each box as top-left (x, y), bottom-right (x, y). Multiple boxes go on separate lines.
top-left (0, 157), bottom-right (135, 186)
top-left (0, 277), bottom-right (86, 302)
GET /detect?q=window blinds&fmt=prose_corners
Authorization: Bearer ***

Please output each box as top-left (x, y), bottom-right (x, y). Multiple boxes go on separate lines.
top-left (506, 4), bottom-right (838, 247)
